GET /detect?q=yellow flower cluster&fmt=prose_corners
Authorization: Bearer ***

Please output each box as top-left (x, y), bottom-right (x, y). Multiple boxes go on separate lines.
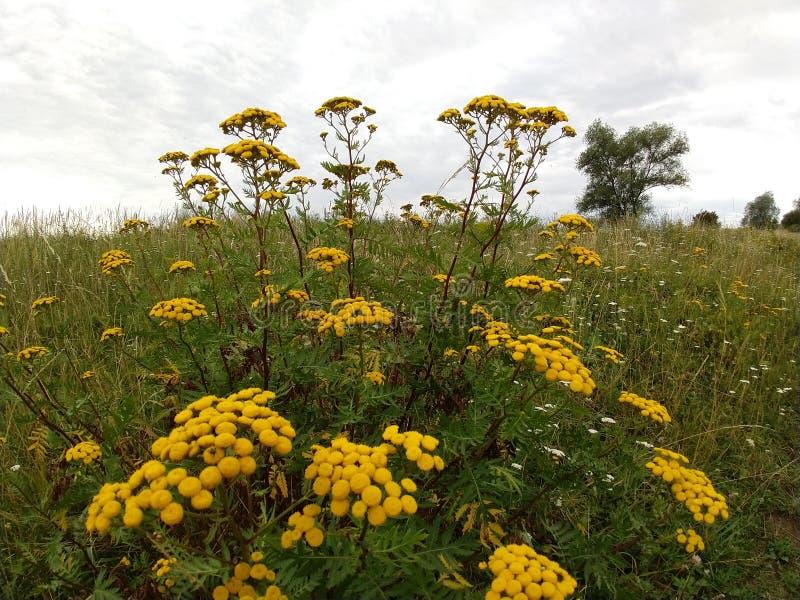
top-left (336, 218), bottom-right (354, 229)
top-left (258, 190), bottom-right (286, 203)
top-left (0, 326), bottom-right (8, 335)
top-left (153, 556), bottom-right (177, 587)
top-left (432, 273), bottom-right (450, 283)
top-left (646, 448), bottom-right (730, 524)
top-left (31, 295), bottom-right (59, 310)
top-left (99, 250), bottom-right (134, 275)
top-left (480, 543), bottom-right (577, 600)
top-left (286, 175), bottom-right (316, 188)
top-left (65, 440), bottom-right (102, 464)
top-left (565, 246), bottom-right (601, 267)
top-left (676, 528), bottom-right (705, 553)
top-left (184, 174), bottom-right (219, 191)
top-left (212, 550), bottom-right (285, 600)
top-left (182, 216), bottom-right (220, 229)
top-left (475, 321), bottom-right (596, 395)
top-left (534, 252), bottom-right (553, 261)
top-left (315, 297), bottom-right (394, 337)
top-left (535, 315), bottom-right (575, 334)
top-left (158, 151), bottom-right (189, 165)
top-left (189, 147), bottom-right (220, 167)
top-left (16, 346), bottom-right (49, 361)
top-left (219, 107), bottom-right (287, 137)
top-left (505, 275), bottom-right (566, 293)
top-left (251, 285), bottom-right (281, 309)
top-left (306, 247), bottom-right (349, 272)
top-left (149, 297), bottom-right (207, 323)
top-left (382, 425), bottom-right (445, 472)
top-left (223, 140), bottom-right (300, 170)
top-left (315, 96), bottom-right (364, 117)
top-left (80, 370), bottom-right (95, 379)
top-left (284, 289), bottom-right (310, 303)
top-left (619, 391), bottom-right (672, 424)
top-left (86, 388), bottom-right (295, 534)
top-left (593, 345), bottom-right (624, 363)
top-left (282, 504), bottom-right (325, 548)
top-left (100, 327), bottom-right (123, 342)
top-left (555, 214), bottom-right (594, 232)
top-left (364, 370), bottom-right (385, 385)
top-left (403, 213), bottom-right (431, 228)
top-left (0, 292), bottom-right (5, 306)
top-left (693, 247), bottom-right (706, 255)
top-left (169, 260), bottom-right (196, 273)
top-left (375, 159), bottom-right (402, 176)
top-left (119, 218), bottom-right (150, 233)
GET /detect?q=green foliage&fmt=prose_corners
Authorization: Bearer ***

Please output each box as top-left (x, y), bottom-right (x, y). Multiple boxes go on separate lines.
top-left (741, 191), bottom-right (780, 229)
top-left (576, 120), bottom-right (690, 220)
top-left (780, 200), bottom-right (800, 231)
top-left (1, 97), bottom-right (799, 600)
top-left (691, 210), bottom-right (721, 228)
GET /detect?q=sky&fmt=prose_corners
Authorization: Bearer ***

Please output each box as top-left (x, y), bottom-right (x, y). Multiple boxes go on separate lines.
top-left (1, 0), bottom-right (799, 227)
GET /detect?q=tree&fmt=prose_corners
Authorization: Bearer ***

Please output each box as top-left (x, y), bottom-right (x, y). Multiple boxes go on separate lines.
top-left (741, 191), bottom-right (779, 229)
top-left (691, 210), bottom-right (721, 228)
top-left (576, 120), bottom-right (690, 220)
top-left (780, 197), bottom-right (800, 231)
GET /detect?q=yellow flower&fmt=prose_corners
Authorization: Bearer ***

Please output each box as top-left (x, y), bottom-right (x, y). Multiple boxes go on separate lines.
top-left (619, 391), bottom-right (671, 424)
top-left (480, 543), bottom-right (577, 599)
top-left (306, 247), bottom-right (349, 272)
top-left (159, 502), bottom-right (184, 526)
top-left (100, 327), bottom-right (123, 342)
top-left (65, 440), bottom-right (102, 464)
top-left (80, 370), bottom-right (96, 380)
top-left (16, 346), bottom-right (49, 361)
top-left (364, 371), bottom-right (386, 385)
top-left (594, 345), bottom-right (624, 363)
top-left (505, 275), bottom-right (565, 293)
top-left (119, 218), bottom-right (150, 233)
top-left (149, 298), bottom-right (208, 323)
top-left (219, 107), bottom-right (286, 137)
top-left (285, 289), bottom-right (310, 303)
top-left (182, 216), bottom-right (220, 230)
top-left (336, 218), bottom-right (355, 229)
top-left (31, 296), bottom-right (59, 311)
top-left (676, 528), bottom-right (705, 553)
top-left (169, 260), bottom-right (196, 273)
top-left (0, 326), bottom-right (9, 335)
top-left (98, 250), bottom-right (134, 275)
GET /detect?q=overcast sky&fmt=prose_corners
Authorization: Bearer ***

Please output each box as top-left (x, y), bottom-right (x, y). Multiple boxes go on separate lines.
top-left (2, 0), bottom-right (798, 227)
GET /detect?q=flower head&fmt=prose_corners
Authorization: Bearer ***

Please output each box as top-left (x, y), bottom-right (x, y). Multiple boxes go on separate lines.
top-left (66, 440), bottom-right (102, 464)
top-left (480, 543), bottom-right (577, 600)
top-left (619, 391), bottom-right (671, 423)
top-left (149, 298), bottom-right (208, 323)
top-left (169, 260), bottom-right (196, 274)
top-left (16, 346), bottom-right (49, 361)
top-left (31, 296), bottom-right (59, 311)
top-left (99, 250), bottom-right (134, 275)
top-left (182, 216), bottom-right (220, 230)
top-left (119, 218), bottom-right (150, 233)
top-left (100, 327), bottom-right (124, 342)
top-left (306, 247), bottom-right (349, 273)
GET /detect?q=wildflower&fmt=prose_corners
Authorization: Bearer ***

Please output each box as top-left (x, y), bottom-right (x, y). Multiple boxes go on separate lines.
top-left (220, 107), bottom-right (286, 138)
top-left (564, 245), bottom-right (602, 267)
top-left (16, 346), bottom-right (49, 361)
top-left (0, 326), bottom-right (8, 335)
top-left (223, 139), bottom-right (300, 171)
top-left (306, 247), bottom-right (349, 272)
top-left (676, 528), bottom-right (705, 553)
top-left (100, 327), bottom-right (123, 342)
top-left (149, 298), bottom-right (207, 323)
top-left (315, 96), bottom-right (363, 117)
top-left (188, 147), bottom-right (220, 167)
top-left (169, 260), bottom-right (196, 273)
top-left (693, 247), bottom-right (706, 255)
top-left (432, 273), bottom-right (450, 283)
top-left (557, 213), bottom-right (594, 232)
top-left (316, 297), bottom-right (393, 337)
top-left (0, 293), bottom-right (6, 306)
top-left (534, 252), bottom-right (553, 261)
top-left (278, 289), bottom-right (307, 304)
top-left (251, 285), bottom-right (281, 309)
top-left (619, 391), bottom-right (672, 423)
top-left (80, 370), bottom-right (95, 380)
top-left (119, 218), bottom-right (150, 233)
top-left (443, 348), bottom-right (459, 358)
top-left (364, 371), bottom-right (385, 385)
top-left (505, 275), bottom-right (565, 293)
top-left (594, 345), bottom-right (624, 363)
top-left (336, 218), bottom-right (355, 229)
top-left (254, 268), bottom-right (272, 278)
top-left (182, 216), bottom-right (220, 230)
top-left (403, 213), bottom-right (431, 228)
top-left (99, 250), bottom-right (134, 275)
top-left (65, 440), bottom-right (102, 464)
top-left (31, 296), bottom-right (59, 311)
top-left (480, 543), bottom-right (577, 600)
top-left (646, 448), bottom-right (730, 524)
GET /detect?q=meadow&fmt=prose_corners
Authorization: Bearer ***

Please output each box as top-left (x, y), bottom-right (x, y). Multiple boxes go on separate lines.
top-left (1, 97), bottom-right (798, 600)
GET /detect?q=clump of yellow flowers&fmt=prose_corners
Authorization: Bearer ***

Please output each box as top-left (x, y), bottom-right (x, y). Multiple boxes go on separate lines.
top-left (676, 528), bottom-right (705, 553)
top-left (480, 543), bottom-right (577, 600)
top-left (306, 246), bottom-right (349, 272)
top-left (65, 440), bottom-right (102, 464)
top-left (169, 260), bottom-right (196, 273)
top-left (182, 216), bottom-right (220, 230)
top-left (85, 388), bottom-right (295, 534)
top-left (16, 346), bottom-right (49, 361)
top-left (646, 447), bottom-right (730, 524)
top-left (593, 345), bottom-right (624, 364)
top-left (311, 297), bottom-right (394, 337)
top-left (99, 249), bottom-right (134, 275)
top-left (149, 298), bottom-right (208, 323)
top-left (212, 550), bottom-right (286, 600)
top-left (364, 370), bottom-right (386, 385)
top-left (100, 327), bottom-right (123, 342)
top-left (505, 275), bottom-right (565, 294)
top-left (31, 295), bottom-right (60, 311)
top-left (119, 218), bottom-right (149, 233)
top-left (619, 391), bottom-right (672, 424)
top-left (251, 285), bottom-right (281, 309)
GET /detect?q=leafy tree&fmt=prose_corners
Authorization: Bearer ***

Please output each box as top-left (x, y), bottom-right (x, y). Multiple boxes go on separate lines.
top-left (781, 198), bottom-right (800, 231)
top-left (691, 210), bottom-right (721, 228)
top-left (576, 120), bottom-right (690, 219)
top-left (741, 191), bottom-right (779, 229)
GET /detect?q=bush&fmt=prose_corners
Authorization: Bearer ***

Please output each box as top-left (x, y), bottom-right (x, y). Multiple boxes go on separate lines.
top-left (691, 210), bottom-right (721, 228)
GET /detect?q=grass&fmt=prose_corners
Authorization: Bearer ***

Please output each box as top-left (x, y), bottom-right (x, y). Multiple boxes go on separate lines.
top-left (1, 207), bottom-right (797, 599)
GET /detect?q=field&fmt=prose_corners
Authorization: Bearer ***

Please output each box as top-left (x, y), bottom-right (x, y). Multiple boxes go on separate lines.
top-left (1, 99), bottom-right (799, 600)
